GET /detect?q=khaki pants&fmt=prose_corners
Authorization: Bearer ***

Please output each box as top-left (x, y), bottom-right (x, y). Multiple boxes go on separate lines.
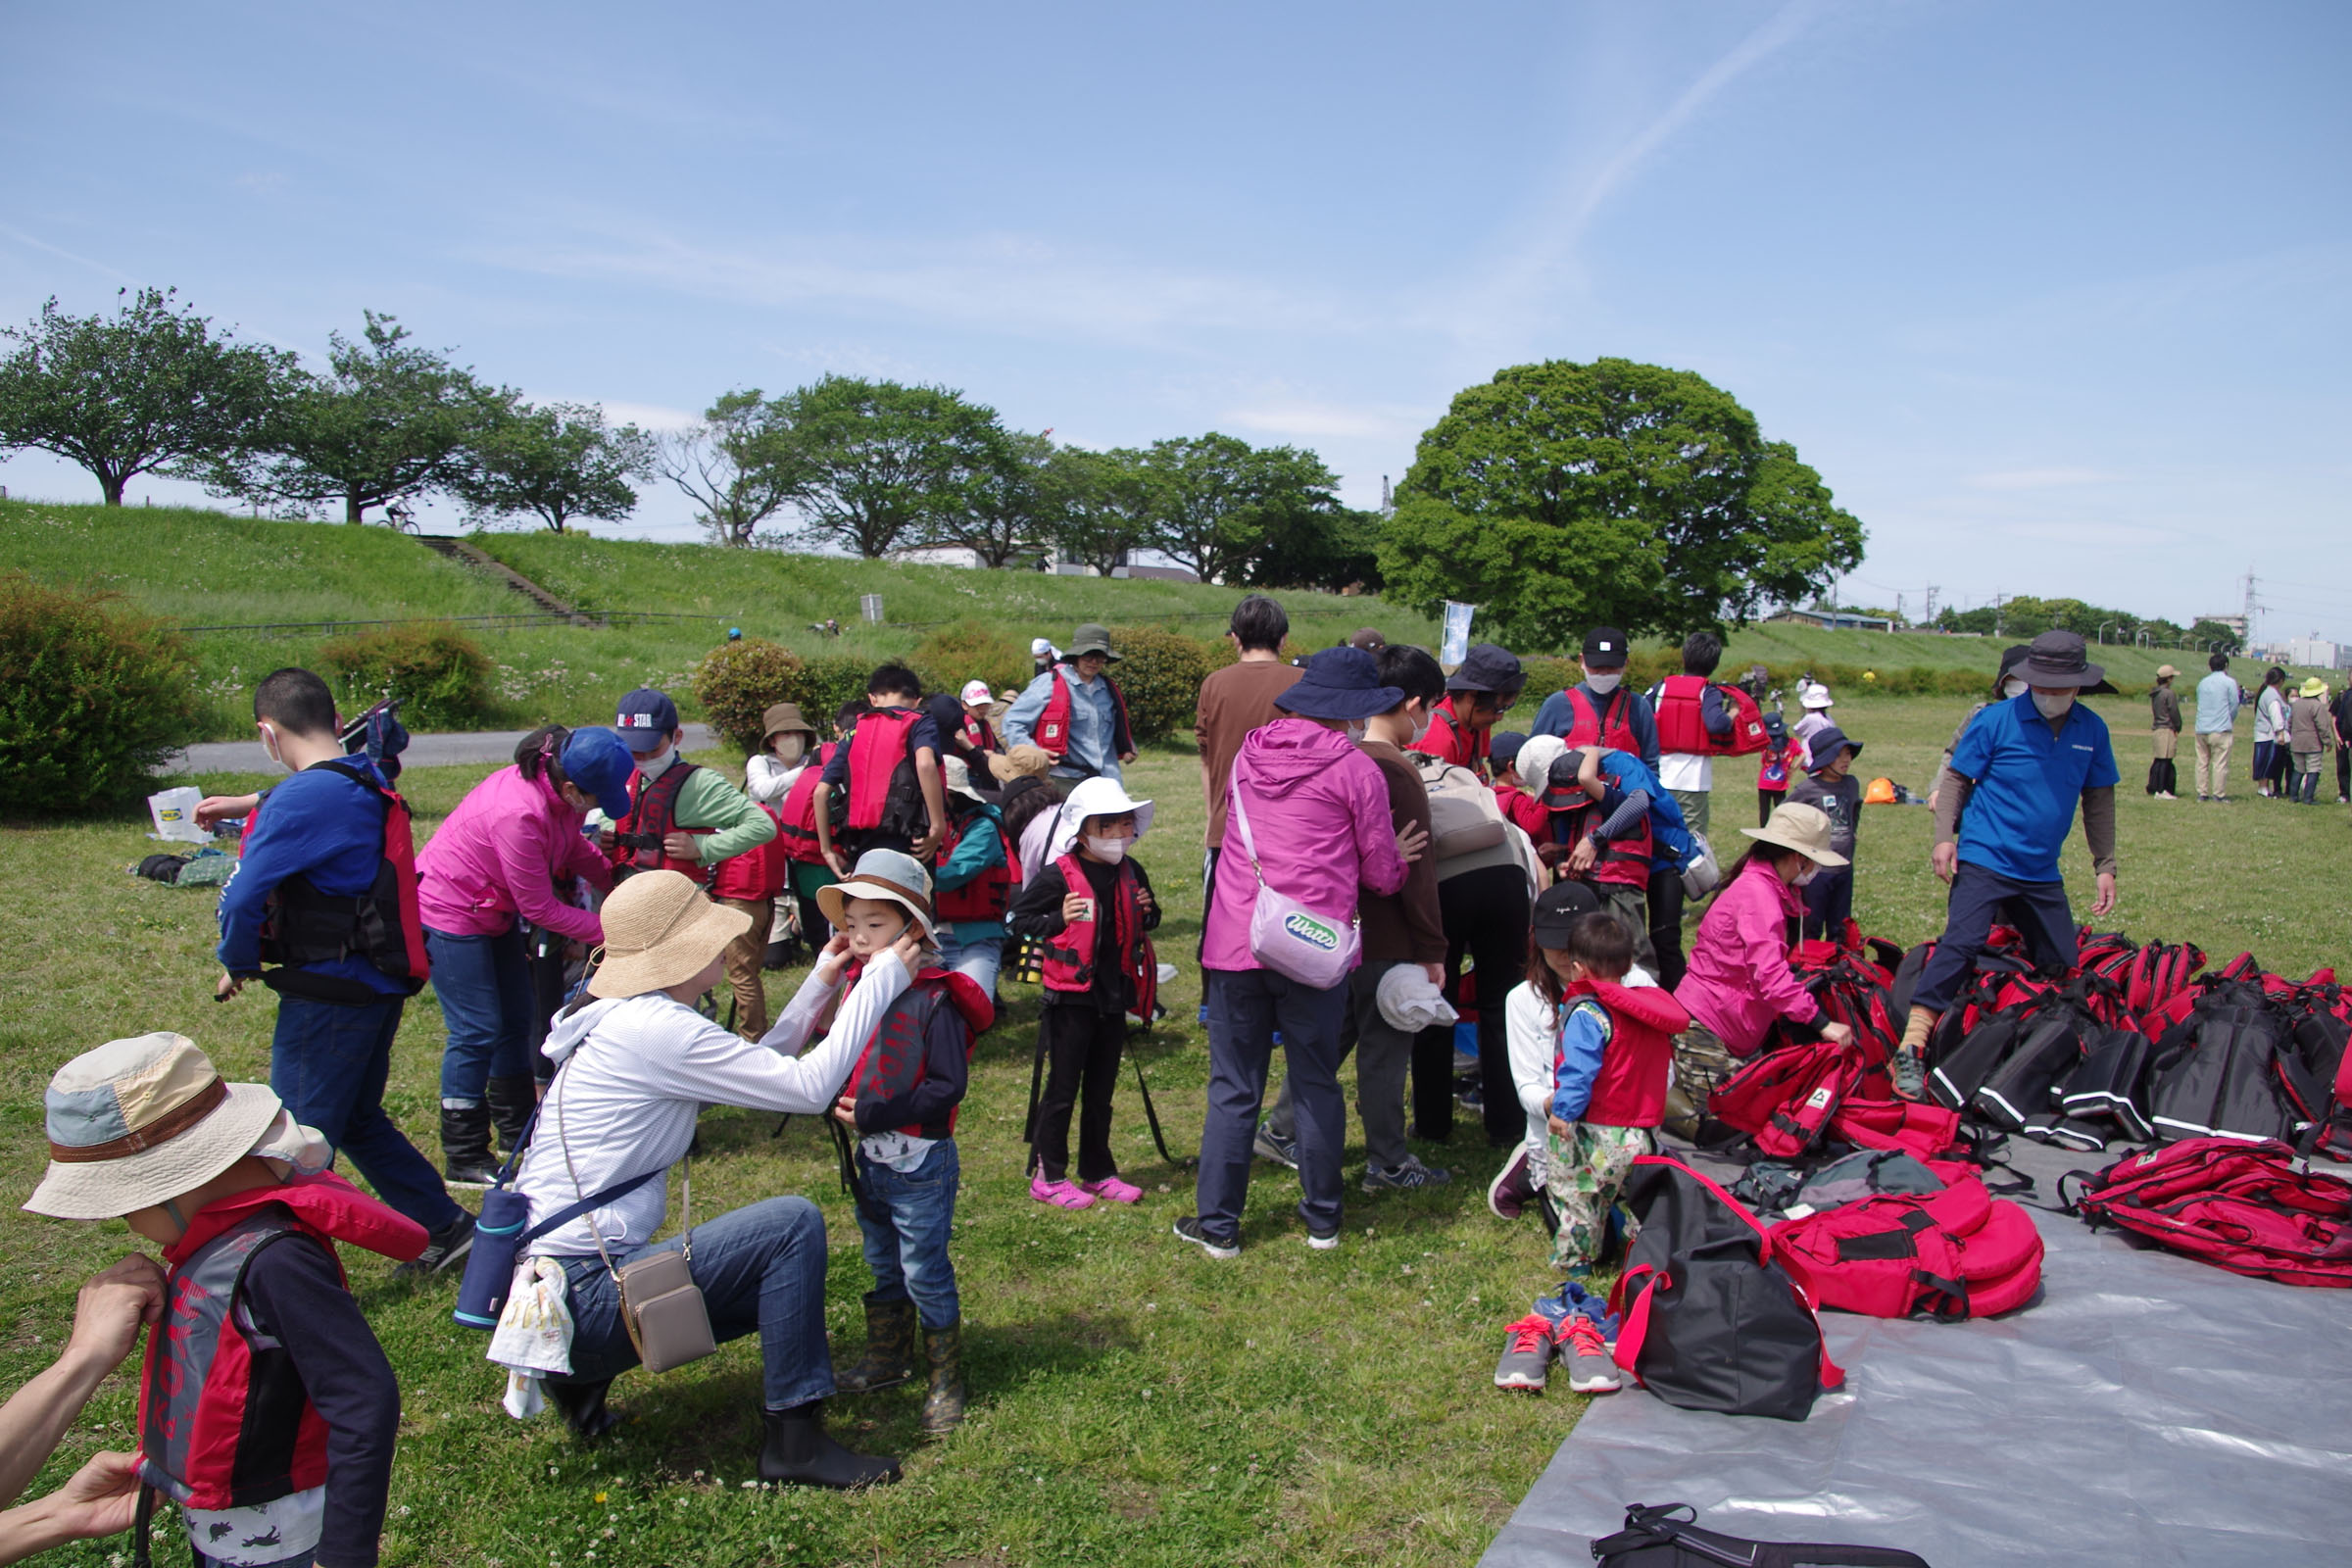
top-left (1668, 786), bottom-right (1711, 842)
top-left (2194, 731), bottom-right (2233, 799)
top-left (1662, 1022), bottom-right (1735, 1142)
top-left (716, 896), bottom-right (774, 1040)
top-left (1596, 881), bottom-right (1656, 973)
top-left (2151, 727), bottom-right (2178, 760)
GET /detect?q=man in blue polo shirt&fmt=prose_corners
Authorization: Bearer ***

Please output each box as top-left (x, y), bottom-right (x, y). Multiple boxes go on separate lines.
top-left (1894, 630), bottom-right (2119, 1097)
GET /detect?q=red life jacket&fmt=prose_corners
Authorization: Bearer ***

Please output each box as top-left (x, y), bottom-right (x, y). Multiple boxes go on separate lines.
top-left (1407, 695), bottom-right (1488, 779)
top-left (1545, 764), bottom-right (1653, 889)
top-left (1041, 852), bottom-right (1156, 1016)
top-left (1654, 675), bottom-right (1770, 758)
top-left (842, 968), bottom-right (994, 1139)
top-left (776, 745), bottom-right (839, 865)
top-left (709, 801), bottom-right (789, 902)
top-left (1758, 738), bottom-right (1797, 792)
top-left (1493, 779), bottom-right (1551, 841)
top-left (255, 759), bottom-right (431, 995)
top-left (1034, 666), bottom-right (1134, 767)
top-left (1559, 977), bottom-right (1690, 1127)
top-left (1558, 685), bottom-right (1642, 756)
top-left (139, 1172), bottom-right (425, 1511)
top-left (610, 762), bottom-right (711, 883)
top-left (933, 808), bottom-right (1014, 923)
top-left (957, 710), bottom-right (1000, 758)
top-left (845, 707), bottom-right (928, 834)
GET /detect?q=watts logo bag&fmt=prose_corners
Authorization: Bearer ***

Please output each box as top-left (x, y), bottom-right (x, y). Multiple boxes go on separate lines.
top-left (1225, 764), bottom-right (1359, 990)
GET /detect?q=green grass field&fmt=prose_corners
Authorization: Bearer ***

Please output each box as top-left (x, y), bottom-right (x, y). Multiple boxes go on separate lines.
top-left (2, 692), bottom-right (2343, 1566)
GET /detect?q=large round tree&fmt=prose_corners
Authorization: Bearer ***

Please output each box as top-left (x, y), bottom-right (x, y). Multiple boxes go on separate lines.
top-left (1377, 357), bottom-right (1864, 651)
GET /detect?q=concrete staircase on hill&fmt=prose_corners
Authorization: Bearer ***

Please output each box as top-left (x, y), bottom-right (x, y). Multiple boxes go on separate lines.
top-left (416, 535), bottom-right (598, 626)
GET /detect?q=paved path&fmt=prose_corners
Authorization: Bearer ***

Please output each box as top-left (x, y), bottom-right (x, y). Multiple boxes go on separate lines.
top-left (162, 724), bottom-right (716, 776)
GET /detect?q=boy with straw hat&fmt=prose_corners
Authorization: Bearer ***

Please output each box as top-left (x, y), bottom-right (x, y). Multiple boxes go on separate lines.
top-left (24, 1033), bottom-right (424, 1567)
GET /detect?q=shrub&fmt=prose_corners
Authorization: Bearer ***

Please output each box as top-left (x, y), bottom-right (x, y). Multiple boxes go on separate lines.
top-left (1105, 624), bottom-right (1216, 743)
top-left (0, 573), bottom-right (200, 815)
top-left (783, 654), bottom-right (878, 734)
top-left (910, 619), bottom-right (1030, 699)
top-left (317, 622), bottom-right (493, 730)
top-left (692, 638), bottom-right (806, 754)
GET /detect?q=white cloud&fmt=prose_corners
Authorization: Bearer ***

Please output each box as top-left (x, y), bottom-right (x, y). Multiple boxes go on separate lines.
top-left (1965, 467), bottom-right (2125, 491)
top-left (1222, 401), bottom-right (1428, 443)
top-left (592, 400), bottom-right (703, 433)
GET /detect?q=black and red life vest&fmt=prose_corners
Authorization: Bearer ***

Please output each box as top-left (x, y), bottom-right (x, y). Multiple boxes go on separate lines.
top-left (776, 744), bottom-right (839, 865)
top-left (1041, 851), bottom-right (1157, 1016)
top-left (609, 762), bottom-right (711, 883)
top-left (933, 808), bottom-right (1014, 924)
top-left (1547, 761), bottom-right (1654, 890)
top-left (1407, 694), bottom-right (1488, 780)
top-left (709, 801), bottom-right (789, 902)
top-left (1034, 666), bottom-right (1134, 769)
top-left (1557, 685), bottom-right (1642, 757)
top-left (254, 759), bottom-right (431, 996)
top-left (139, 1173), bottom-right (425, 1512)
top-left (844, 708), bottom-right (928, 835)
top-left (842, 967), bottom-right (994, 1139)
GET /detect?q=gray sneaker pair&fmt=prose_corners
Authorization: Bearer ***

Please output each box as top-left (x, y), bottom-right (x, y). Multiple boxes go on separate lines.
top-left (1362, 1153), bottom-right (1452, 1193)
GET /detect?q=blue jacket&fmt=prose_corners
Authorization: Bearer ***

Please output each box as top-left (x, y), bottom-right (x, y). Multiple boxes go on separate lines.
top-left (217, 760), bottom-right (407, 996)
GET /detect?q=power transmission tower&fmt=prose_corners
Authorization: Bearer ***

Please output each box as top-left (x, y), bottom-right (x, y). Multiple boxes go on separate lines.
top-left (1924, 585), bottom-right (1939, 622)
top-left (2241, 571), bottom-right (2260, 653)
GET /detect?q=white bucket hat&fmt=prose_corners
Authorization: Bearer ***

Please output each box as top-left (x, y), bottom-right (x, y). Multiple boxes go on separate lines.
top-left (942, 755), bottom-right (987, 802)
top-left (1050, 776), bottom-right (1154, 859)
top-left (24, 1034), bottom-right (327, 1221)
top-left (1515, 734), bottom-right (1567, 798)
top-left (587, 870), bottom-right (753, 999)
top-left (1800, 683), bottom-right (1835, 710)
top-left (1741, 801), bottom-right (1849, 867)
top-left (817, 849), bottom-right (938, 942)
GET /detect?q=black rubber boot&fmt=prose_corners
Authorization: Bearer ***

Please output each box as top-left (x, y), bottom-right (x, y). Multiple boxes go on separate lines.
top-left (758, 1402), bottom-right (901, 1490)
top-left (546, 1377), bottom-right (620, 1440)
top-left (440, 1102), bottom-right (498, 1187)
top-left (920, 1320), bottom-right (965, 1435)
top-left (834, 1295), bottom-right (918, 1394)
top-left (485, 1076), bottom-right (536, 1158)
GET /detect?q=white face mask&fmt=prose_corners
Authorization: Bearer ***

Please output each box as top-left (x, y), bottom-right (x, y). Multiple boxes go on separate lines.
top-left (1345, 719), bottom-right (1369, 744)
top-left (2032, 690), bottom-right (2075, 720)
top-left (258, 721), bottom-right (292, 774)
top-left (1083, 835), bottom-right (1129, 864)
top-left (1585, 670), bottom-right (1623, 695)
top-left (2002, 678), bottom-right (2029, 700)
top-left (634, 744), bottom-right (676, 780)
top-left (1407, 705), bottom-right (1433, 746)
top-left (1792, 863), bottom-right (1820, 888)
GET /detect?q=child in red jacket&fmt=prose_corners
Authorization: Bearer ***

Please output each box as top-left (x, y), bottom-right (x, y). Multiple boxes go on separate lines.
top-left (1755, 710), bottom-right (1799, 828)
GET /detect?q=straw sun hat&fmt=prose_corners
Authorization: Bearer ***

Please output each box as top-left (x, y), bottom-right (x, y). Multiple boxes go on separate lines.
top-left (587, 870), bottom-right (753, 999)
top-left (1741, 802), bottom-right (1849, 867)
top-left (25, 1033), bottom-right (325, 1221)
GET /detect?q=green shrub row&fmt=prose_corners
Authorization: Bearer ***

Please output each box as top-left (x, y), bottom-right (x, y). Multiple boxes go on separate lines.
top-left (0, 574), bottom-right (200, 816)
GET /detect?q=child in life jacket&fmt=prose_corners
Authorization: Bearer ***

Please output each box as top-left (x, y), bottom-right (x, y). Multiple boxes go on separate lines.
top-left (814, 666), bottom-right (950, 871)
top-left (929, 757), bottom-right (1015, 996)
top-left (819, 851), bottom-right (993, 1435)
top-left (1531, 909), bottom-right (1689, 1277)
top-left (24, 1032), bottom-right (423, 1568)
top-left (601, 686), bottom-right (776, 888)
top-left (1538, 747), bottom-right (1659, 970)
top-left (1004, 776), bottom-right (1162, 1211)
top-left (1756, 710), bottom-right (1799, 828)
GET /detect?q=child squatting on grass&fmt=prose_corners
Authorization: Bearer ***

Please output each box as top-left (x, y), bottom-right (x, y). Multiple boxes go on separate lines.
top-left (820, 851), bottom-right (994, 1435)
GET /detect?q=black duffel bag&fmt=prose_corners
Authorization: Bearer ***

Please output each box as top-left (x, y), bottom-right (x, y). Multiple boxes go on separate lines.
top-left (1593, 1502), bottom-right (1931, 1567)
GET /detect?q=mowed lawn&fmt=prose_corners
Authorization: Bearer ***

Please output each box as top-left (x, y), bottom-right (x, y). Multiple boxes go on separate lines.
top-left (0, 695), bottom-right (2342, 1567)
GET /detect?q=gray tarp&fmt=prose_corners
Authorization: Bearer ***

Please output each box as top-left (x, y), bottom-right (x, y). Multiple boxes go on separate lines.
top-left (1482, 1141), bottom-right (2352, 1568)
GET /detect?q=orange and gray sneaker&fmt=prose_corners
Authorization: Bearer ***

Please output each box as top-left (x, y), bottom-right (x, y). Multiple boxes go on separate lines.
top-left (1494, 1313), bottom-right (1555, 1392)
top-left (1555, 1317), bottom-right (1623, 1394)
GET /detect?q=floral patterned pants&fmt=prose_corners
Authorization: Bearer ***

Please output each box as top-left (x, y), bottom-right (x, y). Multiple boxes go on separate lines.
top-left (1545, 1121), bottom-right (1652, 1274)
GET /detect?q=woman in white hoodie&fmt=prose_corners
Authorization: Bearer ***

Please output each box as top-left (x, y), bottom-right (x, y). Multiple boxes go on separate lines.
top-left (514, 869), bottom-right (919, 1490)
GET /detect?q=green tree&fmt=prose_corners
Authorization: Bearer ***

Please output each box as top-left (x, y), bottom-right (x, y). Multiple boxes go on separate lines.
top-left (1141, 433), bottom-right (1338, 584)
top-left (0, 288), bottom-right (292, 506)
top-left (208, 312), bottom-right (497, 524)
top-left (453, 400), bottom-right (654, 533)
top-left (1377, 358), bottom-right (1864, 650)
top-left (1042, 445), bottom-right (1155, 577)
top-left (2187, 618), bottom-right (2242, 655)
top-left (653, 389), bottom-right (798, 548)
top-left (928, 426), bottom-right (1048, 567)
top-left (764, 375), bottom-right (1007, 559)
top-left (1240, 503), bottom-right (1385, 592)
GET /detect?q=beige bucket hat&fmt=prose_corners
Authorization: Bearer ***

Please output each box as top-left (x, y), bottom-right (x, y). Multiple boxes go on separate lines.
top-left (587, 870), bottom-right (753, 999)
top-left (1741, 801), bottom-right (1850, 867)
top-left (817, 850), bottom-right (938, 942)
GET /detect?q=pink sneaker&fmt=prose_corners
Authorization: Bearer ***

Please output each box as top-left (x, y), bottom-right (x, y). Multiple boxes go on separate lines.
top-left (1081, 1175), bottom-right (1144, 1204)
top-left (1030, 1176), bottom-right (1097, 1210)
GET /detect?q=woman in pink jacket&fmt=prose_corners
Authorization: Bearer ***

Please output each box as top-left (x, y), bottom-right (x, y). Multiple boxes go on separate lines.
top-left (1666, 802), bottom-right (1853, 1139)
top-left (416, 725), bottom-right (633, 1186)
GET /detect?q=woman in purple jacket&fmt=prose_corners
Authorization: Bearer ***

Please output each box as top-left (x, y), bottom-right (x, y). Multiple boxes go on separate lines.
top-left (1176, 648), bottom-right (1425, 1258)
top-left (415, 725), bottom-right (633, 1186)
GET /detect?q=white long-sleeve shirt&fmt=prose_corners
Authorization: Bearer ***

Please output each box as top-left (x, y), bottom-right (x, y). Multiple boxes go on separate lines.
top-left (1503, 966), bottom-right (1661, 1172)
top-left (744, 754), bottom-right (808, 807)
top-left (519, 953), bottom-right (911, 1256)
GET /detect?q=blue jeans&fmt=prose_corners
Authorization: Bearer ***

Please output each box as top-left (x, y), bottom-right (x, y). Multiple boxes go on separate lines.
top-left (425, 924), bottom-right (536, 1103)
top-left (270, 993), bottom-right (462, 1232)
top-left (1195, 966), bottom-right (1350, 1245)
top-left (854, 1140), bottom-right (961, 1328)
top-left (1912, 861), bottom-right (2079, 1015)
top-left (933, 926), bottom-right (1003, 997)
top-left (549, 1195), bottom-right (835, 1411)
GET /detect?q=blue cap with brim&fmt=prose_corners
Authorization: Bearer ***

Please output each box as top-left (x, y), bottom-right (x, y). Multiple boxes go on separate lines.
top-left (563, 727), bottom-right (637, 820)
top-left (615, 688), bottom-right (680, 754)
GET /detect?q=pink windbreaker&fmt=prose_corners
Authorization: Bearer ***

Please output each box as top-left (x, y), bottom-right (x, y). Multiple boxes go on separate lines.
top-left (416, 764), bottom-right (612, 944)
top-left (1673, 855), bottom-right (1820, 1055)
top-left (1203, 717), bottom-right (1409, 975)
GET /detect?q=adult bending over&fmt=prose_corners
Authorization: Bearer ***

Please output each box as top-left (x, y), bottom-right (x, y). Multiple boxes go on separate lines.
top-left (516, 870), bottom-right (915, 1488)
top-left (0, 1258), bottom-right (164, 1564)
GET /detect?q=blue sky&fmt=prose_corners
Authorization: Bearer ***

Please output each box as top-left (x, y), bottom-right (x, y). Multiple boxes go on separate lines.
top-left (5, 1), bottom-right (2347, 642)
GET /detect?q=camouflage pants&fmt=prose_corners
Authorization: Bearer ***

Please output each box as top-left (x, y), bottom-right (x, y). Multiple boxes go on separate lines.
top-left (1545, 1122), bottom-right (1652, 1275)
top-left (1662, 1021), bottom-right (1735, 1143)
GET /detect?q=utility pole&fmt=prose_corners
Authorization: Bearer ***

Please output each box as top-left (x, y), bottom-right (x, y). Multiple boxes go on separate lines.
top-left (2241, 571), bottom-right (2259, 654)
top-left (1896, 592), bottom-right (1907, 626)
top-left (1993, 591), bottom-right (2006, 637)
top-left (1924, 585), bottom-right (1939, 623)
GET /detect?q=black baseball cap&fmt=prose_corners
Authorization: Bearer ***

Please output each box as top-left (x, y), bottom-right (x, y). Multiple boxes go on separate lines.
top-left (1582, 627), bottom-right (1629, 667)
top-left (1531, 880), bottom-right (1603, 946)
top-left (1447, 643), bottom-right (1525, 695)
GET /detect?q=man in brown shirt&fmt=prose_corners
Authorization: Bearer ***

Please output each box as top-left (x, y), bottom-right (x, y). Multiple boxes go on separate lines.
top-left (1196, 594), bottom-right (1304, 864)
top-left (1260, 645), bottom-right (1453, 1191)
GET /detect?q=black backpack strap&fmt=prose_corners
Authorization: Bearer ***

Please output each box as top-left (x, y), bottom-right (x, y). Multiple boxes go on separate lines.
top-left (517, 1167), bottom-right (662, 1248)
top-left (1596, 1503), bottom-right (1932, 1567)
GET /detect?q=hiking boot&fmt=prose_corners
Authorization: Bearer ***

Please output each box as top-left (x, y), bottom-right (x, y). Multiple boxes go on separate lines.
top-left (919, 1320), bottom-right (965, 1435)
top-left (485, 1076), bottom-right (536, 1158)
top-left (1494, 1314), bottom-right (1554, 1391)
top-left (1892, 1045), bottom-right (1928, 1101)
top-left (1556, 1318), bottom-right (1623, 1394)
top-left (546, 1376), bottom-right (620, 1440)
top-left (834, 1295), bottom-right (918, 1394)
top-left (395, 1211), bottom-right (477, 1280)
top-left (1488, 1147), bottom-right (1536, 1220)
top-left (758, 1402), bottom-right (901, 1489)
top-left (440, 1102), bottom-right (499, 1188)
top-left (1251, 1122), bottom-right (1299, 1169)
top-left (1362, 1154), bottom-right (1453, 1193)
top-left (1172, 1215), bottom-right (1240, 1259)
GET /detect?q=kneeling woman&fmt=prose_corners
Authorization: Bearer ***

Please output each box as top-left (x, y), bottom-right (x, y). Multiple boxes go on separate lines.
top-left (515, 868), bottom-right (921, 1488)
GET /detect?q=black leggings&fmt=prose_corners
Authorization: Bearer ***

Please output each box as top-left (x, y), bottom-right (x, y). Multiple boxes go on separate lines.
top-left (1031, 1005), bottom-right (1125, 1183)
top-left (1415, 863), bottom-right (1532, 1146)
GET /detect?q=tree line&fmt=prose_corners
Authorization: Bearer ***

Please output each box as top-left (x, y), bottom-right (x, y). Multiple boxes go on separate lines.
top-left (1929, 596), bottom-right (2241, 654)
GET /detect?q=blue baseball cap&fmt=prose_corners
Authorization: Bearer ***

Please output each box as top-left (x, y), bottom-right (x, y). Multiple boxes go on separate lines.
top-left (614, 688), bottom-right (680, 754)
top-left (561, 727), bottom-right (636, 820)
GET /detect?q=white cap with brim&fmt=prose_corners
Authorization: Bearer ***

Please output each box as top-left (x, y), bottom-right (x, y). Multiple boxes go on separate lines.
top-left (1051, 776), bottom-right (1154, 859)
top-left (1740, 801), bottom-right (1849, 868)
top-left (818, 850), bottom-right (939, 942)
